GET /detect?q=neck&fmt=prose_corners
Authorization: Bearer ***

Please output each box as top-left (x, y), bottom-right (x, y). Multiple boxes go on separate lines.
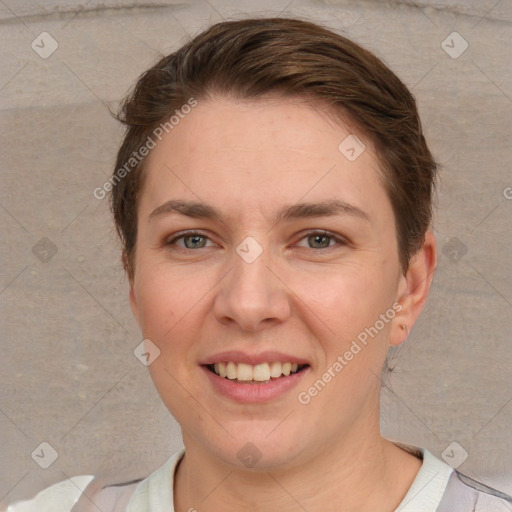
top-left (174, 411), bottom-right (421, 512)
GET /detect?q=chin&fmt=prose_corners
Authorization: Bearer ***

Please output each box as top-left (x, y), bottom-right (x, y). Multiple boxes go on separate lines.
top-left (195, 424), bottom-right (311, 471)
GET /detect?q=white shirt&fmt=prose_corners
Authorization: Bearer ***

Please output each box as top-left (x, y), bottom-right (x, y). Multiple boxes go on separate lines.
top-left (6, 445), bottom-right (512, 511)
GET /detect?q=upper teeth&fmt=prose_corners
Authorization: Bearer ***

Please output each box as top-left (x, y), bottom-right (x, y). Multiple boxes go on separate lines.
top-left (213, 362), bottom-right (301, 381)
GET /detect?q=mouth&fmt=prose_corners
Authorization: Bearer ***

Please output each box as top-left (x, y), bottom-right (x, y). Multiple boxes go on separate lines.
top-left (204, 361), bottom-right (309, 384)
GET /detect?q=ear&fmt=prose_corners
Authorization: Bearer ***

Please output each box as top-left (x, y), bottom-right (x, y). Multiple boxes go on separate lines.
top-left (390, 230), bottom-right (437, 346)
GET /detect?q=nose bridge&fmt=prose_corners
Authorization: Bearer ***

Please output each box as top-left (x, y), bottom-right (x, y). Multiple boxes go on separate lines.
top-left (232, 240), bottom-right (272, 293)
top-left (214, 237), bottom-right (290, 331)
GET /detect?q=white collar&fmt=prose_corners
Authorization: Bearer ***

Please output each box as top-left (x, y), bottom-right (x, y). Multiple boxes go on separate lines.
top-left (127, 444), bottom-right (454, 512)
top-left (394, 446), bottom-right (454, 511)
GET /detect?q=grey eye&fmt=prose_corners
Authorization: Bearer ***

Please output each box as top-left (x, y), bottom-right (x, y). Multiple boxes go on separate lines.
top-left (307, 234), bottom-right (333, 249)
top-left (183, 235), bottom-right (208, 249)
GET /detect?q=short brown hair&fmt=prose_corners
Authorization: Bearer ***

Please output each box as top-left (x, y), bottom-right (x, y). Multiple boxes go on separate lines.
top-left (111, 17), bottom-right (437, 279)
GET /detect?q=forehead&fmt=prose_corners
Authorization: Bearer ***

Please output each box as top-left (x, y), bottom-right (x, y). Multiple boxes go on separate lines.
top-left (139, 95), bottom-right (390, 224)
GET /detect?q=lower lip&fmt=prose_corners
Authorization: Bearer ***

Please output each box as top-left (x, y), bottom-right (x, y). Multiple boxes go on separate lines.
top-left (201, 366), bottom-right (308, 403)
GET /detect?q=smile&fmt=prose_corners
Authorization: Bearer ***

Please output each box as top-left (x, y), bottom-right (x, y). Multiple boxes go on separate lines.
top-left (206, 361), bottom-right (308, 383)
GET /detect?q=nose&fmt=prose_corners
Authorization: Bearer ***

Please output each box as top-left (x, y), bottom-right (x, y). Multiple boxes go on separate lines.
top-left (213, 242), bottom-right (291, 332)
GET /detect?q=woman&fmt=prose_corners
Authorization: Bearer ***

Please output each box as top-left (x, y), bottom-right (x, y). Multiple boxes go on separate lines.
top-left (8, 17), bottom-right (512, 512)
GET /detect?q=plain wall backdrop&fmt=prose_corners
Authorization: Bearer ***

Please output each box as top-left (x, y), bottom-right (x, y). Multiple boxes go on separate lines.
top-left (1, 0), bottom-right (511, 505)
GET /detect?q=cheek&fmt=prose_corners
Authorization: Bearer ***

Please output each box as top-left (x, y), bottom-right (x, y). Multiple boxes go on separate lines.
top-left (133, 263), bottom-right (214, 346)
top-left (287, 260), bottom-right (394, 336)
top-left (133, 267), bottom-right (179, 337)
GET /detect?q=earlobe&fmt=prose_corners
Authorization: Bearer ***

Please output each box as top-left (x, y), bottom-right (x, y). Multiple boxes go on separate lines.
top-left (390, 231), bottom-right (437, 346)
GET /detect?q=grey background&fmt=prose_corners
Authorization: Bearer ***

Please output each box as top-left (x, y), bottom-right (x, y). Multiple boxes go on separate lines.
top-left (1, 0), bottom-right (511, 505)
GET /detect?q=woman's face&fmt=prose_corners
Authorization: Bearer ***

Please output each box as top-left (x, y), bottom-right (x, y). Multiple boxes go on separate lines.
top-left (130, 95), bottom-right (409, 469)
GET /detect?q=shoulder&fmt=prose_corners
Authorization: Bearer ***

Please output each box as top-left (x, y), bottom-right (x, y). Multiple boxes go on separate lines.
top-left (4, 475), bottom-right (145, 512)
top-left (3, 475), bottom-right (94, 512)
top-left (4, 449), bottom-right (184, 512)
top-left (72, 477), bottom-right (143, 512)
top-left (393, 442), bottom-right (512, 512)
top-left (438, 468), bottom-right (512, 511)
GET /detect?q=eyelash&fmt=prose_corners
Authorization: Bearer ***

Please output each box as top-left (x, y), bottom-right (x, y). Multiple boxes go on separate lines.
top-left (165, 230), bottom-right (348, 251)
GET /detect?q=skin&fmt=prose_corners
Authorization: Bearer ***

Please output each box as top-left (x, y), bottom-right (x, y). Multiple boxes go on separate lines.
top-left (129, 95), bottom-right (437, 512)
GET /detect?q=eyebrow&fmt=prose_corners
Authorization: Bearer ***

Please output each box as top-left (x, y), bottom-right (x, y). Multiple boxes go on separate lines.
top-left (149, 199), bottom-right (370, 223)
